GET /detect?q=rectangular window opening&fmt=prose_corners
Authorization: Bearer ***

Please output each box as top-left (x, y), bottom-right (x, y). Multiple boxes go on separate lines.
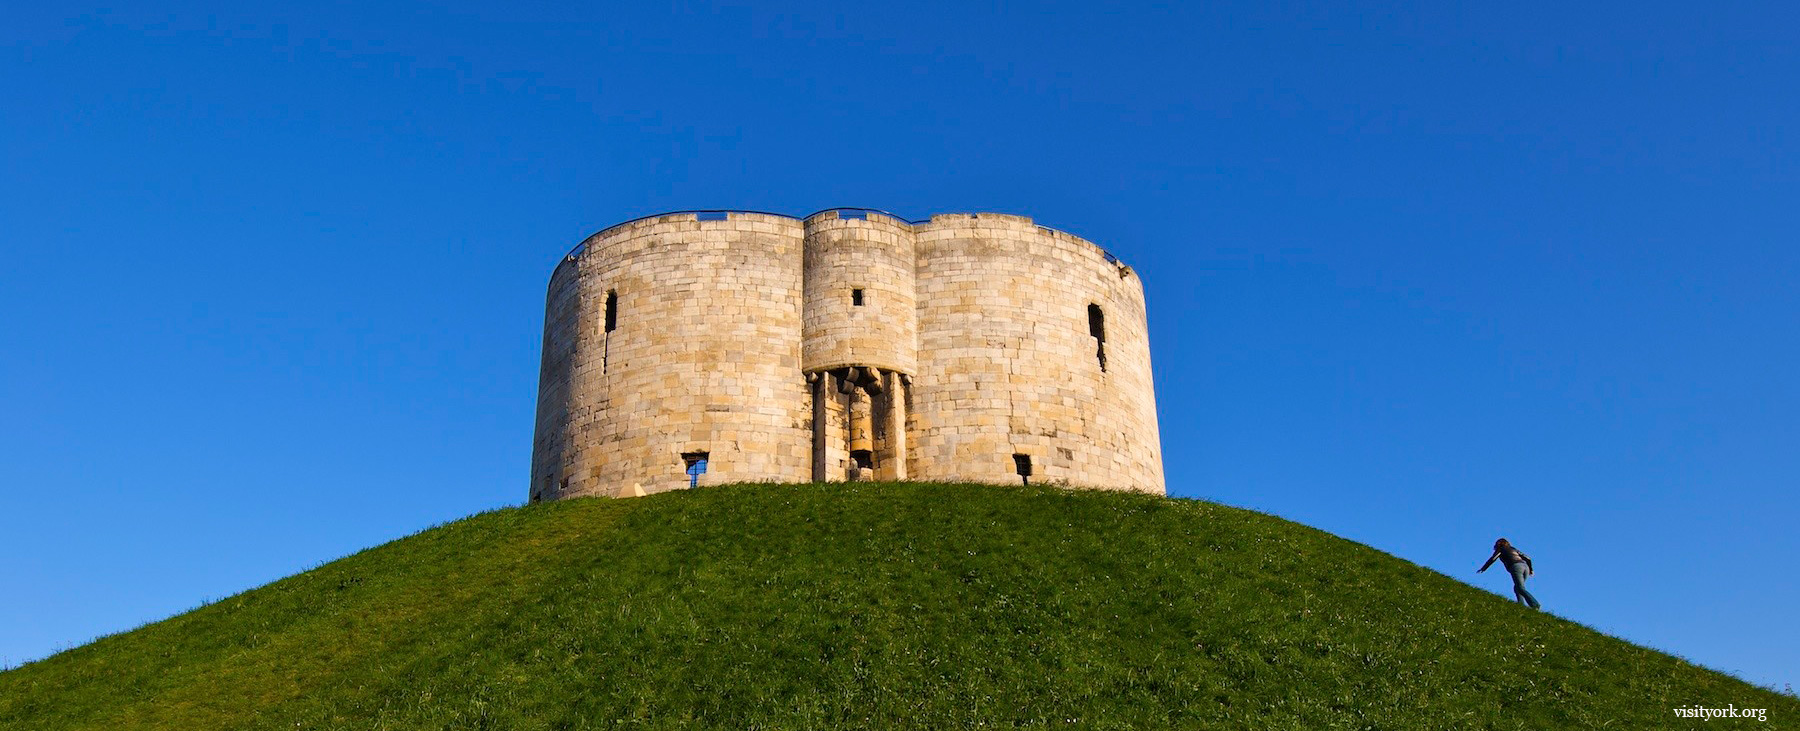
top-left (1087, 303), bottom-right (1107, 372)
top-left (603, 290), bottom-right (618, 374)
top-left (683, 451), bottom-right (710, 489)
top-left (1013, 454), bottom-right (1033, 486)
top-left (839, 210), bottom-right (868, 220)
top-left (852, 288), bottom-right (865, 306)
top-left (696, 212), bottom-right (729, 221)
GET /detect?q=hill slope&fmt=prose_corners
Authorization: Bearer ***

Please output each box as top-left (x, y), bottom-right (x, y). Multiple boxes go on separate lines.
top-left (2, 483), bottom-right (1791, 729)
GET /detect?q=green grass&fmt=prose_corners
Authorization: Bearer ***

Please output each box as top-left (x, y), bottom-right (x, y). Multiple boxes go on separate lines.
top-left (2, 482), bottom-right (1792, 729)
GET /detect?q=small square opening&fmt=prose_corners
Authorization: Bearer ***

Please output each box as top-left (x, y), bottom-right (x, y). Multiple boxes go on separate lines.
top-left (683, 451), bottom-right (710, 488)
top-left (1013, 453), bottom-right (1033, 485)
top-left (852, 288), bottom-right (865, 306)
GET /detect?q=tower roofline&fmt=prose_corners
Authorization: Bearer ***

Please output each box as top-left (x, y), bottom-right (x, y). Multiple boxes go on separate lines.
top-left (559, 208), bottom-right (1128, 271)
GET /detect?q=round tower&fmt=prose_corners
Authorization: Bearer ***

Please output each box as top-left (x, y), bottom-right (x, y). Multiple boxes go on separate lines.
top-left (910, 214), bottom-right (1163, 493)
top-left (801, 210), bottom-right (919, 375)
top-left (800, 210), bottom-right (919, 483)
top-left (531, 208), bottom-right (1164, 501)
top-left (528, 212), bottom-right (812, 501)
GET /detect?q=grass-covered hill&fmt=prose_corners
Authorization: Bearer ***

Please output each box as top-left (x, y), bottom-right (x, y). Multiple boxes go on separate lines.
top-left (2, 483), bottom-right (1792, 730)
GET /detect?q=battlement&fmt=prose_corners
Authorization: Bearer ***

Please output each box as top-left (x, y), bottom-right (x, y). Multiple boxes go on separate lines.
top-left (561, 209), bottom-right (1131, 276)
top-left (531, 208), bottom-right (1163, 501)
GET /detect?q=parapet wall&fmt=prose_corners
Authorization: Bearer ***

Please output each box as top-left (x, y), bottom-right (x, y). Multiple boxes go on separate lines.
top-left (530, 209), bottom-right (1163, 501)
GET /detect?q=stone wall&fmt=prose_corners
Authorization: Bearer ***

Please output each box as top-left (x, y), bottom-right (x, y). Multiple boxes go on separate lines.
top-left (529, 212), bottom-right (812, 500)
top-left (911, 214), bottom-right (1163, 493)
top-left (801, 210), bottom-right (918, 375)
top-left (530, 209), bottom-right (1164, 501)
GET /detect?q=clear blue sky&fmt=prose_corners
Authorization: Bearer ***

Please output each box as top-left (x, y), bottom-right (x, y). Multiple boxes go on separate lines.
top-left (3, 1), bottom-right (1795, 691)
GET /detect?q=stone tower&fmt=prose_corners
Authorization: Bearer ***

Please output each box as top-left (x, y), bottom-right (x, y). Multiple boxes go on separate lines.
top-left (530, 209), bottom-right (1163, 501)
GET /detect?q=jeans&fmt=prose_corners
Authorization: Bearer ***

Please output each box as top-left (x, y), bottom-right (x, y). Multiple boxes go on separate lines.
top-left (1508, 562), bottom-right (1541, 609)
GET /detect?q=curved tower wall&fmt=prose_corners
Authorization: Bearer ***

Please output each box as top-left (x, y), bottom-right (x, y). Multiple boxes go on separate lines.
top-left (800, 210), bottom-right (920, 484)
top-left (801, 211), bottom-right (919, 374)
top-left (530, 256), bottom-right (584, 499)
top-left (911, 214), bottom-right (1164, 493)
top-left (529, 212), bottom-right (811, 500)
top-left (532, 209), bottom-right (1164, 501)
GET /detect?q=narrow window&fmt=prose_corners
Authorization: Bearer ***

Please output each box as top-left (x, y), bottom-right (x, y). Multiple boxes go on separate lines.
top-left (1013, 454), bottom-right (1033, 486)
top-left (852, 288), bottom-right (865, 306)
top-left (559, 476), bottom-right (569, 492)
top-left (683, 451), bottom-right (710, 489)
top-left (1087, 303), bottom-right (1107, 372)
top-left (603, 290), bottom-right (618, 374)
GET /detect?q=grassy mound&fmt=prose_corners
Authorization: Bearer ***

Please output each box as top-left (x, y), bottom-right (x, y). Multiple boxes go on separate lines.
top-left (2, 483), bottom-right (1791, 729)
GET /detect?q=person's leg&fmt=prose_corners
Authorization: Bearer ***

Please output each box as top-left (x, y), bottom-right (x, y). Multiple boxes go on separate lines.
top-left (1508, 563), bottom-right (1541, 609)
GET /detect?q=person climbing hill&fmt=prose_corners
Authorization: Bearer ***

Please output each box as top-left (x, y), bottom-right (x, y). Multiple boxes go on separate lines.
top-left (1478, 537), bottom-right (1541, 610)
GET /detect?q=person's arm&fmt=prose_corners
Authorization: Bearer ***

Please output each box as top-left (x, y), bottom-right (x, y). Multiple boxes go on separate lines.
top-left (1478, 551), bottom-right (1498, 573)
top-left (1522, 552), bottom-right (1534, 575)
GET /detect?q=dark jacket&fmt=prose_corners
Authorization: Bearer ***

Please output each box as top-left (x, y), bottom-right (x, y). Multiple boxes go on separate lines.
top-left (1480, 546), bottom-right (1533, 573)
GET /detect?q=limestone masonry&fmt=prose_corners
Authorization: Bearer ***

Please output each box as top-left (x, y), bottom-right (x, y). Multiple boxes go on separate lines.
top-left (530, 209), bottom-right (1164, 501)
